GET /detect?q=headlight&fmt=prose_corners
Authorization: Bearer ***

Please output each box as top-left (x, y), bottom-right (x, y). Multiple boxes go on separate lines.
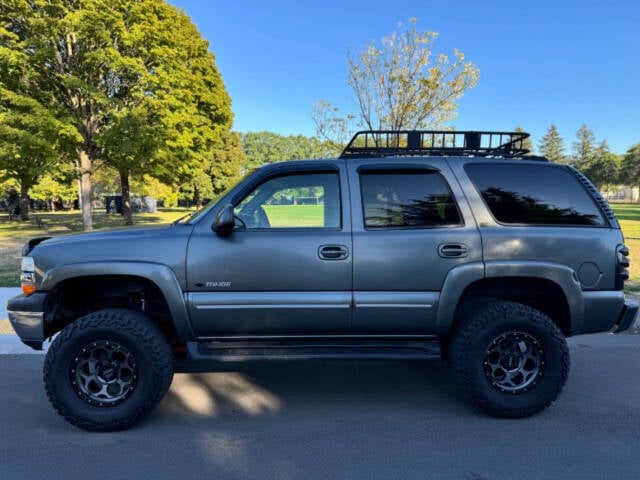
top-left (21, 256), bottom-right (36, 295)
top-left (21, 257), bottom-right (35, 272)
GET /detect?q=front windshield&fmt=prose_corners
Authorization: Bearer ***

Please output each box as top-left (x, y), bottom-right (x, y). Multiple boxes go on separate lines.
top-left (177, 169), bottom-right (258, 224)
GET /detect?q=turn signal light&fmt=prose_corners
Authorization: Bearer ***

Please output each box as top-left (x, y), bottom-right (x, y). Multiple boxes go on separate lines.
top-left (22, 284), bottom-right (36, 295)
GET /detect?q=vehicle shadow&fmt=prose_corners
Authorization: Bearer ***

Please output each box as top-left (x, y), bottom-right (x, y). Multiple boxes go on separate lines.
top-left (156, 359), bottom-right (473, 424)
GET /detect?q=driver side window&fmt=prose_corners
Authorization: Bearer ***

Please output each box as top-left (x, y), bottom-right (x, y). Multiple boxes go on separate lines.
top-left (234, 172), bottom-right (341, 229)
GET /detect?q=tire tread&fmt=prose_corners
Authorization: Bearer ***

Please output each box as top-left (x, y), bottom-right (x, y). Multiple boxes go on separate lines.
top-left (43, 308), bottom-right (173, 431)
top-left (450, 301), bottom-right (569, 418)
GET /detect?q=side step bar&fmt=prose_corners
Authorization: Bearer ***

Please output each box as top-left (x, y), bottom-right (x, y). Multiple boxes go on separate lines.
top-left (175, 339), bottom-right (442, 371)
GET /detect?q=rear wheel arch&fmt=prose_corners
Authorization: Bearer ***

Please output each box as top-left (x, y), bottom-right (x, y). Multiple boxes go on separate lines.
top-left (447, 276), bottom-right (573, 341)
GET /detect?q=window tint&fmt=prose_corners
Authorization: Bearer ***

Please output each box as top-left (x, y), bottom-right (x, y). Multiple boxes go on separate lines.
top-left (465, 164), bottom-right (605, 226)
top-left (235, 172), bottom-right (340, 229)
top-left (360, 171), bottom-right (461, 228)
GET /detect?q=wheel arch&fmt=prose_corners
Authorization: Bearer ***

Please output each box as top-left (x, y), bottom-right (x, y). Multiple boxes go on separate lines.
top-left (42, 262), bottom-right (193, 342)
top-left (437, 261), bottom-right (584, 338)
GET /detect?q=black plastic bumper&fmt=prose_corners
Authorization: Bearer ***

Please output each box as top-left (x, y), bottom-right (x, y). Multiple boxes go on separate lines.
top-left (612, 300), bottom-right (639, 333)
top-left (6, 292), bottom-right (48, 350)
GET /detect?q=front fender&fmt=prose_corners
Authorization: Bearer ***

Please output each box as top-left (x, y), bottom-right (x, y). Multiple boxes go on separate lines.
top-left (41, 261), bottom-right (194, 341)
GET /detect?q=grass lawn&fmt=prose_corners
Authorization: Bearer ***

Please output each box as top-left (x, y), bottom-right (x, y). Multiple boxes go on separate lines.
top-left (0, 208), bottom-right (190, 287)
top-left (263, 204), bottom-right (324, 227)
top-left (611, 203), bottom-right (640, 285)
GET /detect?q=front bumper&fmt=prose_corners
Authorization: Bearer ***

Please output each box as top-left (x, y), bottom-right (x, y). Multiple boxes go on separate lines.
top-left (7, 292), bottom-right (48, 350)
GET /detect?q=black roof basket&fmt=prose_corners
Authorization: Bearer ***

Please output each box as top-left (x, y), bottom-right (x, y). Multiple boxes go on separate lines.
top-left (339, 130), bottom-right (531, 158)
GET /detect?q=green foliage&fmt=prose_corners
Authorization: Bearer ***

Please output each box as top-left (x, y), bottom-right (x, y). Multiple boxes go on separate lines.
top-left (29, 174), bottom-right (77, 210)
top-left (241, 132), bottom-right (337, 170)
top-left (313, 18), bottom-right (479, 145)
top-left (571, 124), bottom-right (596, 167)
top-left (621, 143), bottom-right (640, 188)
top-left (209, 131), bottom-right (246, 194)
top-left (1, 0), bottom-right (233, 229)
top-left (538, 125), bottom-right (567, 164)
top-left (581, 140), bottom-right (620, 190)
top-left (514, 126), bottom-right (534, 154)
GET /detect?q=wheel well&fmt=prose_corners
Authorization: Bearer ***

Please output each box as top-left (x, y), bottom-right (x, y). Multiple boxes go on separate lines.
top-left (449, 277), bottom-right (571, 339)
top-left (44, 275), bottom-right (178, 346)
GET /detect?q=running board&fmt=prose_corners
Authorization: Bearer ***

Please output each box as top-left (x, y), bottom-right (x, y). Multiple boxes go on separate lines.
top-left (176, 339), bottom-right (442, 368)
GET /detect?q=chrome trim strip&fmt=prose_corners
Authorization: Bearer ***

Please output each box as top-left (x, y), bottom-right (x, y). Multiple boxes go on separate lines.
top-left (354, 292), bottom-right (437, 309)
top-left (188, 291), bottom-right (438, 310)
top-left (193, 304), bottom-right (350, 310)
top-left (188, 292), bottom-right (352, 310)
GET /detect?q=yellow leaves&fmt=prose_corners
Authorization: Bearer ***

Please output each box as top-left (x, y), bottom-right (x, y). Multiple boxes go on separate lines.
top-left (338, 19), bottom-right (480, 131)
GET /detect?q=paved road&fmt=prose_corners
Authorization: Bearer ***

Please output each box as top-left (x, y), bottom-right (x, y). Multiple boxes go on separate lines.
top-left (1, 333), bottom-right (639, 480)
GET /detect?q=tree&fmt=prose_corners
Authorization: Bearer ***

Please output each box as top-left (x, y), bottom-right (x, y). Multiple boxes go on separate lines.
top-left (1, 0), bottom-right (232, 229)
top-left (581, 140), bottom-right (620, 194)
top-left (0, 90), bottom-right (79, 220)
top-left (571, 124), bottom-right (596, 167)
top-left (538, 124), bottom-right (567, 163)
top-left (209, 131), bottom-right (245, 194)
top-left (29, 169), bottom-right (77, 211)
top-left (0, 12), bottom-right (80, 220)
top-left (242, 132), bottom-right (338, 171)
top-left (621, 143), bottom-right (640, 196)
top-left (313, 19), bottom-right (479, 146)
top-left (514, 126), bottom-right (534, 154)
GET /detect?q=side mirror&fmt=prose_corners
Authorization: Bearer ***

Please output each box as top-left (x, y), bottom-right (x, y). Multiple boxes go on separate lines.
top-left (213, 203), bottom-right (235, 235)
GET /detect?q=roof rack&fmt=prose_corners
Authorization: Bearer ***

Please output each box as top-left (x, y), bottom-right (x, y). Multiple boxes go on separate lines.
top-left (339, 130), bottom-right (531, 159)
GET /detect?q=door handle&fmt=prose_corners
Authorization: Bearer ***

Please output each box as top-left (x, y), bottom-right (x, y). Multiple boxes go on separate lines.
top-left (319, 245), bottom-right (349, 260)
top-left (438, 243), bottom-right (468, 258)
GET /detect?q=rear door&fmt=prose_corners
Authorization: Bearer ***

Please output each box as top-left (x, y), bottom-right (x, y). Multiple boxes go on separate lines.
top-left (346, 160), bottom-right (482, 333)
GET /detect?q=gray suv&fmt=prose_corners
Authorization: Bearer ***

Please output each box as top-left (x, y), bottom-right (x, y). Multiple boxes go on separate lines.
top-left (8, 130), bottom-right (638, 431)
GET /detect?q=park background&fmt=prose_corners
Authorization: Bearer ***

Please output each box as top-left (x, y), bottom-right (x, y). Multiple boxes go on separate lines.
top-left (1, 0), bottom-right (639, 287)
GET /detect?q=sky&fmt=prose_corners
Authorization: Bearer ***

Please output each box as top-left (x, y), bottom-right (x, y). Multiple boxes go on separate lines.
top-left (169, 0), bottom-right (640, 154)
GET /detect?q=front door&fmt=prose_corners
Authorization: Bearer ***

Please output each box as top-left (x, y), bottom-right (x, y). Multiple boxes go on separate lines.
top-left (186, 166), bottom-right (352, 337)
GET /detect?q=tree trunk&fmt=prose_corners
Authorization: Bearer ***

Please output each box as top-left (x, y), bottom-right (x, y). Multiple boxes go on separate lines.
top-left (19, 182), bottom-right (30, 221)
top-left (78, 148), bottom-right (93, 231)
top-left (193, 184), bottom-right (202, 209)
top-left (120, 170), bottom-right (133, 226)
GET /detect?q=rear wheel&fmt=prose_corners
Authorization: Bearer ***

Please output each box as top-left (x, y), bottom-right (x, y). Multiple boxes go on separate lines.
top-left (449, 301), bottom-right (569, 418)
top-left (44, 308), bottom-right (174, 431)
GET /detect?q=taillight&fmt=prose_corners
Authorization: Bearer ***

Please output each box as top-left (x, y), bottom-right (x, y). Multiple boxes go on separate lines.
top-left (616, 245), bottom-right (630, 290)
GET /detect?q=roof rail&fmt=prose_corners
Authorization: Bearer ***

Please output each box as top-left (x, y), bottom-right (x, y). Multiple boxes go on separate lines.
top-left (339, 130), bottom-right (532, 158)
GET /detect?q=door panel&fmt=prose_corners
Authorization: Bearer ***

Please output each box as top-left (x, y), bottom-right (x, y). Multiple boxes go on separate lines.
top-left (186, 168), bottom-right (352, 337)
top-left (347, 161), bottom-right (482, 333)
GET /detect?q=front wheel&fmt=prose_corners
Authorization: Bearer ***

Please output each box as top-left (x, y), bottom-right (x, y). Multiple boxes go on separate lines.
top-left (449, 301), bottom-right (569, 418)
top-left (44, 308), bottom-right (174, 431)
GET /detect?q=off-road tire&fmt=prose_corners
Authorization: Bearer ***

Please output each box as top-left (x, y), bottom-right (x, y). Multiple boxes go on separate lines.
top-left (44, 308), bottom-right (174, 431)
top-left (449, 301), bottom-right (569, 418)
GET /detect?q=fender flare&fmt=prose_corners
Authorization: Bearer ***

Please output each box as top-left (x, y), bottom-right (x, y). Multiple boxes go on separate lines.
top-left (435, 261), bottom-right (583, 335)
top-left (41, 261), bottom-right (195, 341)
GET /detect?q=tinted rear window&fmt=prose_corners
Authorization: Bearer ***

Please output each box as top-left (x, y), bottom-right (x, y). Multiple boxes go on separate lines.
top-left (360, 171), bottom-right (462, 228)
top-left (465, 164), bottom-right (606, 226)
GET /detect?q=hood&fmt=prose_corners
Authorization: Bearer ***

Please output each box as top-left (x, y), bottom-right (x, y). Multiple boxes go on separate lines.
top-left (36, 225), bottom-right (172, 248)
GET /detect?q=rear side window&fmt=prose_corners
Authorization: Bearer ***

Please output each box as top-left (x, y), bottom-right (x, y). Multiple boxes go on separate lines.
top-left (360, 171), bottom-right (462, 228)
top-left (465, 164), bottom-right (606, 226)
